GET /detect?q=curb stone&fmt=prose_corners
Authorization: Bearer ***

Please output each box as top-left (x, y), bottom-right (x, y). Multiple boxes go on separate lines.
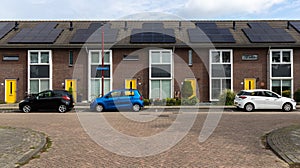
top-left (0, 126), bottom-right (48, 168)
top-left (267, 125), bottom-right (300, 168)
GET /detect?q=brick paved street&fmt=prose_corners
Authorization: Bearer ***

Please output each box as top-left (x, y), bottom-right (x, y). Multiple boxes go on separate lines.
top-left (1, 111), bottom-right (300, 167)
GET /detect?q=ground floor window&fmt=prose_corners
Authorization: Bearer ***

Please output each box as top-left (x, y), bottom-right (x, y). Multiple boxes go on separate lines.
top-left (271, 80), bottom-right (292, 97)
top-left (149, 50), bottom-right (173, 100)
top-left (88, 50), bottom-right (112, 101)
top-left (209, 49), bottom-right (233, 101)
top-left (28, 50), bottom-right (52, 94)
top-left (29, 79), bottom-right (50, 94)
top-left (150, 80), bottom-right (171, 99)
top-left (211, 79), bottom-right (231, 100)
top-left (90, 79), bottom-right (111, 98)
top-left (270, 49), bottom-right (293, 98)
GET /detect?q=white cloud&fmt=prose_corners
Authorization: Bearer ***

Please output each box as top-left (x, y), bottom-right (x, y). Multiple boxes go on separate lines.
top-left (0, 0), bottom-right (294, 20)
top-left (178, 0), bottom-right (286, 19)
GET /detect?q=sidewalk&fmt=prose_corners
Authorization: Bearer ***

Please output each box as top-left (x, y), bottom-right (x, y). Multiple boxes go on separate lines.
top-left (1, 105), bottom-right (300, 167)
top-left (0, 102), bottom-right (238, 111)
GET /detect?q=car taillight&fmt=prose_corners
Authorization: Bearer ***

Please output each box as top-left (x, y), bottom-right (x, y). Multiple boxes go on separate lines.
top-left (62, 95), bottom-right (71, 101)
top-left (239, 95), bottom-right (247, 99)
top-left (140, 96), bottom-right (143, 100)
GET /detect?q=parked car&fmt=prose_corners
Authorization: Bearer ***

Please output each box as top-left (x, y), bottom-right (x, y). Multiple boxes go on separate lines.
top-left (90, 89), bottom-right (144, 112)
top-left (19, 90), bottom-right (74, 113)
top-left (234, 89), bottom-right (296, 112)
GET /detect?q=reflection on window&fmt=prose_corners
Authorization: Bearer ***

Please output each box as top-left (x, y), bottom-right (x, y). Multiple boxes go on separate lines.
top-left (150, 50), bottom-right (172, 99)
top-left (210, 50), bottom-right (232, 101)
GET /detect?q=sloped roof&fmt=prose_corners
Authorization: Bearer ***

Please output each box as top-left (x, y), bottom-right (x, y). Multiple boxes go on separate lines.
top-left (0, 20), bottom-right (300, 49)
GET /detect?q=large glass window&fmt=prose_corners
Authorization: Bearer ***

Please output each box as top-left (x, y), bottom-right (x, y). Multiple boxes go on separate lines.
top-left (28, 50), bottom-right (52, 94)
top-left (89, 50), bottom-right (112, 101)
top-left (149, 50), bottom-right (172, 99)
top-left (270, 49), bottom-right (293, 97)
top-left (210, 50), bottom-right (233, 101)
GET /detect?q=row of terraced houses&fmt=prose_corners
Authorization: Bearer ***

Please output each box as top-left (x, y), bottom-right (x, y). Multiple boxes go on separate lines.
top-left (0, 20), bottom-right (300, 103)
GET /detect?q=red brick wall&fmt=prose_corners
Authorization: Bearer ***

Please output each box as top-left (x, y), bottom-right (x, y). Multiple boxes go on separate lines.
top-left (293, 48), bottom-right (300, 94)
top-left (233, 48), bottom-right (269, 92)
top-left (1, 47), bottom-right (300, 103)
top-left (0, 49), bottom-right (27, 102)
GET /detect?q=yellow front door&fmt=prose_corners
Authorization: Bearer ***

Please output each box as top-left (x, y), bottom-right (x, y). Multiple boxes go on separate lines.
top-left (244, 78), bottom-right (256, 90)
top-left (65, 79), bottom-right (77, 102)
top-left (5, 79), bottom-right (17, 104)
top-left (185, 78), bottom-right (197, 99)
top-left (125, 79), bottom-right (137, 89)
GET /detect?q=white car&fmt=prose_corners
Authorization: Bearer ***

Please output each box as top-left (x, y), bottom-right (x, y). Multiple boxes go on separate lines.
top-left (234, 89), bottom-right (296, 112)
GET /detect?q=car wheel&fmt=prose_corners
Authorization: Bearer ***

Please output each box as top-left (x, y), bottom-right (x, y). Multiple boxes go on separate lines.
top-left (244, 103), bottom-right (254, 112)
top-left (22, 105), bottom-right (31, 113)
top-left (283, 103), bottom-right (292, 112)
top-left (132, 104), bottom-right (141, 112)
top-left (58, 104), bottom-right (67, 113)
top-left (95, 104), bottom-right (104, 112)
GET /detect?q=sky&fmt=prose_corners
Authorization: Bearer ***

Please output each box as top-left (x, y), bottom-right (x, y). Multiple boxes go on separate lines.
top-left (1, 0), bottom-right (300, 20)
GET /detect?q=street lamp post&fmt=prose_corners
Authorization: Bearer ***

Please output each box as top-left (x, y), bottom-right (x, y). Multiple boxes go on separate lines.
top-left (101, 27), bottom-right (104, 97)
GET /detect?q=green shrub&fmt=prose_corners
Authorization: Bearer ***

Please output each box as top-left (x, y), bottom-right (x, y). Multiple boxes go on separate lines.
top-left (68, 87), bottom-right (73, 95)
top-left (218, 89), bottom-right (235, 106)
top-left (166, 98), bottom-right (176, 106)
top-left (282, 90), bottom-right (291, 98)
top-left (181, 81), bottom-right (193, 98)
top-left (175, 99), bottom-right (181, 106)
top-left (182, 96), bottom-right (199, 105)
top-left (143, 99), bottom-right (150, 106)
top-left (294, 89), bottom-right (300, 102)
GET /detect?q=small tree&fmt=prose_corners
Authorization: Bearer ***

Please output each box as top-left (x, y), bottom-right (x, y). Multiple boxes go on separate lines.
top-left (181, 81), bottom-right (193, 98)
top-left (294, 89), bottom-right (300, 102)
top-left (218, 89), bottom-right (235, 106)
top-left (68, 87), bottom-right (73, 95)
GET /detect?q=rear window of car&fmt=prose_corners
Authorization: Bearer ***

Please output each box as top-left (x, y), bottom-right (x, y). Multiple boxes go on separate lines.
top-left (237, 91), bottom-right (252, 96)
top-left (53, 90), bottom-right (70, 97)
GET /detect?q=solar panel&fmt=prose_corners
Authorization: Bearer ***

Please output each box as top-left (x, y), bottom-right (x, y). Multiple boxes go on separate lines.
top-left (290, 22), bottom-right (300, 33)
top-left (8, 22), bottom-right (63, 44)
top-left (130, 23), bottom-right (176, 43)
top-left (70, 22), bottom-right (118, 43)
top-left (0, 22), bottom-right (15, 39)
top-left (188, 22), bottom-right (235, 43)
top-left (242, 22), bottom-right (295, 43)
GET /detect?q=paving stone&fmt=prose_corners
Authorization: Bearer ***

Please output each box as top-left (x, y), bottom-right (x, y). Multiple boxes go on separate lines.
top-left (0, 112), bottom-right (299, 167)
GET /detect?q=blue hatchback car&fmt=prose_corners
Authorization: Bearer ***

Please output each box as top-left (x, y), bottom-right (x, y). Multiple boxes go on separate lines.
top-left (90, 89), bottom-right (144, 112)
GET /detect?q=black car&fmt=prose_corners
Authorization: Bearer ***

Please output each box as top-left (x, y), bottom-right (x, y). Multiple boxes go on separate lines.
top-left (19, 90), bottom-right (74, 113)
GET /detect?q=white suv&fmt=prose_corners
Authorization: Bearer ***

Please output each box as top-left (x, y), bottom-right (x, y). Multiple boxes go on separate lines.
top-left (234, 89), bottom-right (296, 112)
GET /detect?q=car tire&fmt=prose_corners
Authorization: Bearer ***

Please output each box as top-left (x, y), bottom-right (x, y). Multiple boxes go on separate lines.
top-left (95, 104), bottom-right (104, 112)
top-left (58, 104), bottom-right (67, 113)
top-left (132, 104), bottom-right (141, 112)
top-left (244, 103), bottom-right (254, 112)
top-left (22, 105), bottom-right (31, 113)
top-left (282, 103), bottom-right (292, 112)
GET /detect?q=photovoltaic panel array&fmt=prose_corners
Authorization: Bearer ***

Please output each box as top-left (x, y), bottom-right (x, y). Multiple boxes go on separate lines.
top-left (8, 22), bottom-right (63, 44)
top-left (188, 22), bottom-right (235, 43)
top-left (130, 23), bottom-right (176, 43)
top-left (289, 22), bottom-right (300, 33)
top-left (242, 22), bottom-right (295, 43)
top-left (70, 23), bottom-right (118, 43)
top-left (0, 22), bottom-right (15, 39)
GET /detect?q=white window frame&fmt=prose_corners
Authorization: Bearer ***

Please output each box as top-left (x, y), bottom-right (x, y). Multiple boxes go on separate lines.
top-left (28, 50), bottom-right (52, 94)
top-left (149, 49), bottom-right (173, 99)
top-left (270, 49), bottom-right (293, 97)
top-left (88, 50), bottom-right (113, 101)
top-left (209, 49), bottom-right (233, 101)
